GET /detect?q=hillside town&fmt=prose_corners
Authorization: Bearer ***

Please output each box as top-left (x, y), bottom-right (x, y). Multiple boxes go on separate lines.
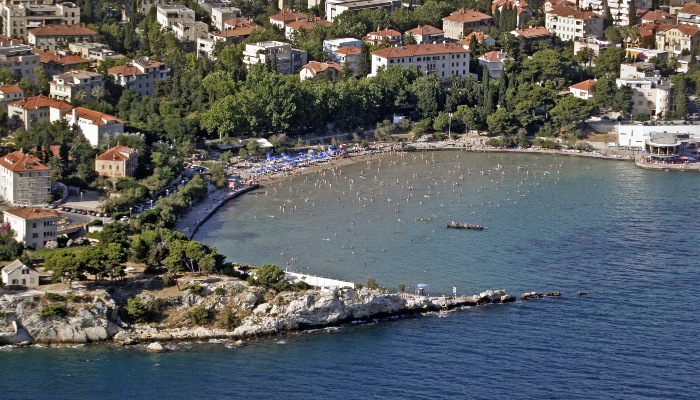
top-left (0, 0), bottom-right (700, 319)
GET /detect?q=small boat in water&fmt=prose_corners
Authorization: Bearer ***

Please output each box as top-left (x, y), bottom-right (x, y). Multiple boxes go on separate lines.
top-left (445, 221), bottom-right (484, 230)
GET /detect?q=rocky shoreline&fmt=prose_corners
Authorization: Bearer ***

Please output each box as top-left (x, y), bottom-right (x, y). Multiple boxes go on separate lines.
top-left (0, 284), bottom-right (563, 348)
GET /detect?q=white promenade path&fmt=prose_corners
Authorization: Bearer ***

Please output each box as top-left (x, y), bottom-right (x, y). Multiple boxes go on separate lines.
top-left (285, 271), bottom-right (355, 289)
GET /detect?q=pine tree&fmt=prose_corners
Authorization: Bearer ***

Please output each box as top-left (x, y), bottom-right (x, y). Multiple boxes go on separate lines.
top-left (628, 0), bottom-right (637, 26)
top-left (604, 0), bottom-right (614, 29)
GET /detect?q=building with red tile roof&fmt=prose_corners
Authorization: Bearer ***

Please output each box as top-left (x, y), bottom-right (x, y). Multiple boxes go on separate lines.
top-left (0, 85), bottom-right (24, 110)
top-left (65, 107), bottom-right (124, 147)
top-left (443, 9), bottom-right (493, 39)
top-left (545, 4), bottom-right (604, 41)
top-left (95, 145), bottom-right (138, 178)
top-left (0, 152), bottom-right (51, 207)
top-left (510, 26), bottom-right (552, 43)
top-left (569, 79), bottom-right (596, 100)
top-left (28, 25), bottom-right (98, 51)
top-left (300, 61), bottom-right (343, 81)
top-left (285, 17), bottom-right (332, 39)
top-left (492, 0), bottom-right (533, 27)
top-left (478, 50), bottom-right (513, 79)
top-left (3, 207), bottom-right (58, 249)
top-left (39, 50), bottom-right (91, 76)
top-left (457, 32), bottom-right (496, 50)
top-left (406, 25), bottom-right (444, 44)
top-left (269, 10), bottom-right (309, 28)
top-left (108, 58), bottom-right (171, 97)
top-left (364, 29), bottom-right (402, 45)
top-left (655, 24), bottom-right (700, 55)
top-left (678, 4), bottom-right (700, 26)
top-left (7, 95), bottom-right (72, 130)
top-left (371, 43), bottom-right (470, 78)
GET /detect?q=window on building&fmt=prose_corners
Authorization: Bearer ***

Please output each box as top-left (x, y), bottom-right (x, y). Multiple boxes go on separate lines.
top-left (32, 233), bottom-right (38, 238)
top-left (32, 223), bottom-right (36, 228)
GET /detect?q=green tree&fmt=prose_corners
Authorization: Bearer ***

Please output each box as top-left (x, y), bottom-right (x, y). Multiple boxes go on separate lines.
top-left (0, 68), bottom-right (16, 84)
top-left (550, 95), bottom-right (597, 126)
top-left (44, 250), bottom-right (85, 287)
top-left (209, 163), bottom-right (228, 187)
top-left (594, 47), bottom-right (625, 78)
top-left (253, 264), bottom-right (289, 291)
top-left (34, 67), bottom-right (50, 95)
top-left (487, 107), bottom-right (518, 135)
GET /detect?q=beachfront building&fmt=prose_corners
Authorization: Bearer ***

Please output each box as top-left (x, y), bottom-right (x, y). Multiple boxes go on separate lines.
top-left (3, 207), bottom-right (57, 249)
top-left (39, 50), bottom-right (90, 76)
top-left (269, 10), bottom-right (309, 29)
top-left (478, 50), bottom-right (512, 79)
top-left (108, 58), bottom-right (171, 98)
top-left (370, 43), bottom-right (470, 78)
top-left (95, 145), bottom-right (138, 179)
top-left (545, 3), bottom-right (604, 40)
top-left (64, 107), bottom-right (124, 147)
top-left (1, 0), bottom-right (80, 40)
top-left (616, 63), bottom-right (673, 117)
top-left (1, 259), bottom-right (39, 287)
top-left (324, 0), bottom-right (402, 22)
top-left (443, 9), bottom-right (493, 39)
top-left (0, 152), bottom-right (51, 207)
top-left (0, 84), bottom-right (24, 110)
top-left (655, 24), bottom-right (700, 56)
top-left (618, 123), bottom-right (700, 147)
top-left (211, 6), bottom-right (241, 31)
top-left (456, 32), bottom-right (495, 50)
top-left (6, 95), bottom-right (72, 130)
top-left (49, 70), bottom-right (103, 104)
top-left (405, 25), bottom-right (444, 44)
top-left (28, 25), bottom-right (98, 52)
top-left (243, 41), bottom-right (308, 75)
top-left (569, 79), bottom-right (596, 100)
top-left (0, 41), bottom-right (39, 83)
top-left (300, 61), bottom-right (343, 81)
top-left (285, 17), bottom-right (332, 39)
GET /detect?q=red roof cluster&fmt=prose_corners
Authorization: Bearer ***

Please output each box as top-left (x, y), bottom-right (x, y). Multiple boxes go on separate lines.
top-left (0, 151), bottom-right (49, 173)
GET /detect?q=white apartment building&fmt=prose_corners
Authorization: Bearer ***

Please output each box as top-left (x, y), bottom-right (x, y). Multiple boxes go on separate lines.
top-left (323, 38), bottom-right (362, 55)
top-left (329, 46), bottom-right (361, 76)
top-left (156, 5), bottom-right (195, 28)
top-left (211, 6), bottom-right (240, 31)
top-left (0, 152), bottom-right (51, 207)
top-left (7, 95), bottom-right (72, 130)
top-left (3, 207), bottom-right (57, 249)
top-left (616, 63), bottom-right (673, 117)
top-left (1, 0), bottom-right (79, 40)
top-left (618, 123), bottom-right (700, 147)
top-left (478, 50), bottom-right (512, 79)
top-left (0, 41), bottom-right (39, 83)
top-left (243, 41), bottom-right (308, 75)
top-left (65, 107), bottom-right (124, 147)
top-left (545, 4), bottom-right (604, 41)
top-left (68, 42), bottom-right (125, 63)
top-left (171, 20), bottom-right (209, 42)
top-left (49, 70), bottom-right (103, 104)
top-left (0, 84), bottom-right (23, 110)
top-left (108, 58), bottom-right (171, 98)
top-left (325, 0), bottom-right (401, 22)
top-left (569, 79), bottom-right (596, 100)
top-left (370, 43), bottom-right (470, 78)
top-left (443, 9), bottom-right (493, 40)
top-left (28, 24), bottom-right (98, 51)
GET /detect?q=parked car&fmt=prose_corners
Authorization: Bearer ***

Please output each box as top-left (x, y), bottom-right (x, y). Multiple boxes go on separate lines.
top-left (119, 216), bottom-right (130, 222)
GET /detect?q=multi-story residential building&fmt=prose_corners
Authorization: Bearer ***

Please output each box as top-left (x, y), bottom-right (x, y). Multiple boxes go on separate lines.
top-left (49, 70), bottom-right (103, 104)
top-left (95, 145), bottom-right (138, 179)
top-left (573, 37), bottom-right (616, 59)
top-left (0, 152), bottom-right (51, 207)
top-left (639, 9), bottom-right (677, 25)
top-left (669, 0), bottom-right (696, 15)
top-left (655, 24), bottom-right (700, 55)
top-left (0, 41), bottom-right (39, 83)
top-left (443, 9), bottom-right (493, 40)
top-left (68, 42), bottom-right (125, 64)
top-left (364, 29), bottom-right (402, 45)
top-left (509, 26), bottom-right (552, 44)
top-left (674, 3), bottom-right (700, 26)
top-left (545, 4), bottom-right (604, 40)
top-left (323, 38), bottom-right (362, 55)
top-left (39, 50), bottom-right (90, 76)
top-left (137, 0), bottom-right (167, 15)
top-left (211, 6), bottom-right (241, 31)
top-left (197, 19), bottom-right (264, 59)
top-left (171, 20), bottom-right (209, 43)
top-left (7, 95), bottom-right (71, 130)
top-left (631, 22), bottom-right (662, 48)
top-left (325, 0), bottom-right (402, 22)
top-left (156, 4), bottom-right (195, 29)
top-left (1, 0), bottom-right (79, 40)
top-left (64, 107), bottom-right (124, 147)
top-left (406, 25), bottom-right (444, 44)
top-left (108, 58), bottom-right (171, 98)
top-left (242, 41), bottom-right (308, 75)
top-left (370, 43), bottom-right (470, 79)
top-left (456, 32), bottom-right (496, 50)
top-left (616, 63), bottom-right (672, 117)
top-left (0, 84), bottom-right (23, 110)
top-left (269, 10), bottom-right (309, 29)
top-left (569, 79), bottom-right (596, 100)
top-left (491, 0), bottom-right (534, 28)
top-left (330, 46), bottom-right (361, 76)
top-left (3, 207), bottom-right (57, 249)
top-left (285, 17), bottom-right (332, 39)
top-left (28, 24), bottom-right (98, 51)
top-left (300, 61), bottom-right (342, 81)
top-left (478, 50), bottom-right (512, 79)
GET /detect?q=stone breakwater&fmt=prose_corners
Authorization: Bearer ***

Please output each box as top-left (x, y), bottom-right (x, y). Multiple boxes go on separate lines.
top-left (0, 287), bottom-right (538, 346)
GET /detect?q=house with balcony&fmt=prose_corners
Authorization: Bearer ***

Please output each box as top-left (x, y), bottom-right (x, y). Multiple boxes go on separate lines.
top-left (0, 152), bottom-right (51, 207)
top-left (95, 145), bottom-right (138, 179)
top-left (325, 0), bottom-right (401, 22)
top-left (197, 19), bottom-right (264, 59)
top-left (108, 58), bottom-right (171, 98)
top-left (545, 3), bottom-right (604, 40)
top-left (406, 25), bottom-right (444, 44)
top-left (329, 46), bottom-right (362, 76)
top-left (28, 24), bottom-right (98, 52)
top-left (211, 6), bottom-right (241, 31)
top-left (64, 107), bottom-right (124, 147)
top-left (39, 50), bottom-right (90, 76)
top-left (68, 42), bottom-right (125, 65)
top-left (242, 41), bottom-right (308, 75)
top-left (478, 50), bottom-right (512, 79)
top-left (6, 95), bottom-right (71, 130)
top-left (156, 4), bottom-right (195, 28)
top-left (323, 38), bottom-right (362, 55)
top-left (655, 24), bottom-right (700, 56)
top-left (0, 41), bottom-right (39, 83)
top-left (370, 43), bottom-right (470, 79)
top-left (443, 9), bottom-right (493, 40)
top-left (49, 70), bottom-right (103, 104)
top-left (677, 4), bottom-right (700, 26)
top-left (1, 0), bottom-right (80, 40)
top-left (3, 207), bottom-right (57, 249)
top-left (616, 63), bottom-right (673, 117)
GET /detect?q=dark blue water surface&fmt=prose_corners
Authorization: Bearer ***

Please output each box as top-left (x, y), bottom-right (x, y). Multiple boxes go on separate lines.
top-left (2, 152), bottom-right (699, 399)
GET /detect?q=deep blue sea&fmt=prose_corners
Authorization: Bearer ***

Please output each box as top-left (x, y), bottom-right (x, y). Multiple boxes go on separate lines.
top-left (2, 152), bottom-right (699, 399)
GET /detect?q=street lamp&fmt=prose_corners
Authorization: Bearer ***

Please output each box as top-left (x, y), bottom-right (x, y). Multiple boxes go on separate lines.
top-left (148, 199), bottom-right (154, 209)
top-left (129, 207), bottom-right (133, 218)
top-left (80, 190), bottom-right (84, 203)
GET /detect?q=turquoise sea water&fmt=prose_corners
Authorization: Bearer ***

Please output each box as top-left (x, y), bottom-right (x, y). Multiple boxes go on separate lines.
top-left (2, 152), bottom-right (699, 399)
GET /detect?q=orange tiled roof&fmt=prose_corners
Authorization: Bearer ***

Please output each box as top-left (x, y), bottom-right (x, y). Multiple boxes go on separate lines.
top-left (679, 4), bottom-right (700, 14)
top-left (4, 207), bottom-right (58, 220)
top-left (570, 79), bottom-right (596, 91)
top-left (8, 95), bottom-right (71, 110)
top-left (457, 32), bottom-right (491, 47)
top-left (220, 18), bottom-right (262, 37)
top-left (659, 24), bottom-right (700, 35)
top-left (548, 3), bottom-right (602, 19)
top-left (372, 43), bottom-right (470, 58)
top-left (0, 35), bottom-right (22, 47)
top-left (368, 29), bottom-right (401, 37)
top-left (443, 9), bottom-right (493, 23)
top-left (73, 107), bottom-right (123, 126)
top-left (639, 9), bottom-right (676, 23)
top-left (335, 46), bottom-right (361, 55)
top-left (0, 85), bottom-right (23, 94)
top-left (108, 59), bottom-right (164, 77)
top-left (96, 145), bottom-right (136, 161)
top-left (286, 17), bottom-right (332, 30)
top-left (28, 24), bottom-right (97, 37)
top-left (0, 151), bottom-right (49, 173)
top-left (302, 61), bottom-right (342, 77)
top-left (39, 51), bottom-right (90, 65)
top-left (406, 25), bottom-right (444, 35)
top-left (269, 10), bottom-right (308, 23)
top-left (511, 26), bottom-right (551, 38)
top-left (479, 50), bottom-right (512, 62)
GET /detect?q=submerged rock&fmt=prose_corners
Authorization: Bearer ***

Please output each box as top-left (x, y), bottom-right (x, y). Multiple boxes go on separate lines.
top-left (146, 342), bottom-right (165, 353)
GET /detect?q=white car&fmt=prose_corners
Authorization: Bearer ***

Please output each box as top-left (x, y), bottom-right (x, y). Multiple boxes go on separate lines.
top-left (119, 216), bottom-right (130, 222)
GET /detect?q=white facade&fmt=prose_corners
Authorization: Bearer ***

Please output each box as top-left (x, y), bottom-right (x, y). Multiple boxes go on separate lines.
top-left (0, 152), bottom-right (51, 206)
top-left (49, 70), bottom-right (103, 103)
top-left (172, 21), bottom-right (209, 42)
top-left (211, 7), bottom-right (240, 31)
top-left (325, 0), bottom-right (402, 22)
top-left (156, 5), bottom-right (195, 28)
top-left (0, 43), bottom-right (39, 83)
top-left (68, 42), bottom-right (124, 63)
top-left (616, 63), bottom-right (673, 117)
top-left (243, 41), bottom-right (308, 75)
top-left (618, 123), bottom-right (700, 147)
top-left (108, 58), bottom-right (171, 98)
top-left (330, 46), bottom-right (362, 76)
top-left (2, 260), bottom-right (39, 287)
top-left (1, 0), bottom-right (80, 39)
top-left (64, 108), bottom-right (125, 147)
top-left (545, 6), bottom-right (604, 40)
top-left (478, 51), bottom-right (512, 79)
top-left (3, 208), bottom-right (57, 249)
top-left (370, 43), bottom-right (470, 79)
top-left (323, 38), bottom-right (362, 55)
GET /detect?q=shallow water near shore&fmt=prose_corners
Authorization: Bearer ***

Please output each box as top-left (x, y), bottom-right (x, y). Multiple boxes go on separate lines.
top-left (3, 152), bottom-right (700, 399)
